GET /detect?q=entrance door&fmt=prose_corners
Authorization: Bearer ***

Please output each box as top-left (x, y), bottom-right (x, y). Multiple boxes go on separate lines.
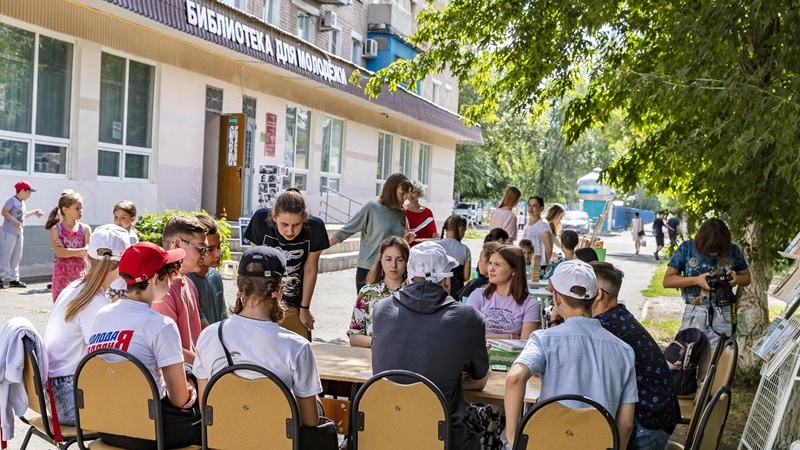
top-left (217, 113), bottom-right (245, 219)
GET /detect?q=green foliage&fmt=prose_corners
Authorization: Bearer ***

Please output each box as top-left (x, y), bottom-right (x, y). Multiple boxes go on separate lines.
top-left (136, 209), bottom-right (231, 261)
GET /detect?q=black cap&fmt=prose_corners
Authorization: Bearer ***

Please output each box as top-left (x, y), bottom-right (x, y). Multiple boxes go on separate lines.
top-left (238, 246), bottom-right (286, 278)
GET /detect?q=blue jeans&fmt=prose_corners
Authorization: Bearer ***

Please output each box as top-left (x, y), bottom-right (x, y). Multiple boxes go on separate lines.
top-left (50, 375), bottom-right (76, 426)
top-left (629, 422), bottom-right (671, 450)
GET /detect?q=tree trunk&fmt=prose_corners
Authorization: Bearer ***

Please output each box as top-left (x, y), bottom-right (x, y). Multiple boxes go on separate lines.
top-left (737, 221), bottom-right (771, 370)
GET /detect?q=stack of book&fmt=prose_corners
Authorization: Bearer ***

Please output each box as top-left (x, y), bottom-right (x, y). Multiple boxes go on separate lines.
top-left (487, 339), bottom-right (527, 367)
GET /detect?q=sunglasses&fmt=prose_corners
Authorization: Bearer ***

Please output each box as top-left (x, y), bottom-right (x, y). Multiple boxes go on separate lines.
top-left (180, 238), bottom-right (209, 256)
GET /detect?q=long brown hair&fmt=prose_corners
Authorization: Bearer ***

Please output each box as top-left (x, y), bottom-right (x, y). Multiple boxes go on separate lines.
top-left (366, 236), bottom-right (410, 285)
top-left (498, 187), bottom-right (522, 209)
top-left (694, 218), bottom-right (732, 256)
top-left (546, 204), bottom-right (565, 235)
top-left (482, 245), bottom-right (529, 305)
top-left (234, 274), bottom-right (290, 323)
top-left (45, 192), bottom-right (83, 230)
top-left (64, 256), bottom-right (118, 322)
top-left (442, 215), bottom-right (467, 241)
top-left (378, 173), bottom-right (413, 210)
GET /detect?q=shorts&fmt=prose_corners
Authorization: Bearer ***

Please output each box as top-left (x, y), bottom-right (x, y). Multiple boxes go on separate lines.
top-left (50, 375), bottom-right (76, 426)
top-left (655, 234), bottom-right (664, 246)
top-left (282, 305), bottom-right (311, 340)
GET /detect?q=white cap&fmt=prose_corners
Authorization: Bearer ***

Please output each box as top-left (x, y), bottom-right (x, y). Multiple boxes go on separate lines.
top-left (406, 241), bottom-right (459, 283)
top-left (88, 224), bottom-right (133, 261)
top-left (550, 259), bottom-right (597, 300)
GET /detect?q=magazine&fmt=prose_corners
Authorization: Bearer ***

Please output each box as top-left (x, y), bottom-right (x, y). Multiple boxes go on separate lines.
top-left (487, 339), bottom-right (527, 352)
top-left (784, 231), bottom-right (800, 255)
top-left (755, 318), bottom-right (800, 378)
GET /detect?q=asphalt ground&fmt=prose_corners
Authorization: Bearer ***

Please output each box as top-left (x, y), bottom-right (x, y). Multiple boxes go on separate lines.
top-left (1, 231), bottom-right (666, 449)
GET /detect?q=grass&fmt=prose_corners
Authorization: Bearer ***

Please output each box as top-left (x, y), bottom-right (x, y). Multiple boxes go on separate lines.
top-left (464, 229), bottom-right (487, 240)
top-left (642, 261), bottom-right (682, 298)
top-left (640, 316), bottom-right (681, 344)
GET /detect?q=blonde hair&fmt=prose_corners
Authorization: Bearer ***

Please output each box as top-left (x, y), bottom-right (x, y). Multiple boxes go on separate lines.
top-left (64, 256), bottom-right (118, 322)
top-left (234, 275), bottom-right (287, 323)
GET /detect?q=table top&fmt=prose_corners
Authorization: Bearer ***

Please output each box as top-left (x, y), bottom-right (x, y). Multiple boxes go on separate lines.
top-left (311, 343), bottom-right (540, 406)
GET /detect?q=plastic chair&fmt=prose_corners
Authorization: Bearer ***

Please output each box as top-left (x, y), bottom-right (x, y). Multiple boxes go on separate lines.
top-left (73, 348), bottom-right (197, 450)
top-left (350, 370), bottom-right (450, 450)
top-left (18, 335), bottom-right (89, 450)
top-left (511, 394), bottom-right (619, 450)
top-left (201, 364), bottom-right (300, 450)
top-left (667, 386), bottom-right (732, 450)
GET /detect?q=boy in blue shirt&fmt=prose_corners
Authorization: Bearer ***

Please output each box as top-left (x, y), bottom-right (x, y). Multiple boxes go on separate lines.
top-left (0, 181), bottom-right (43, 288)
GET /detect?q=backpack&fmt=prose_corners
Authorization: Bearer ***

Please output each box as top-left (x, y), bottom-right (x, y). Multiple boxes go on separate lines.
top-left (663, 327), bottom-right (708, 395)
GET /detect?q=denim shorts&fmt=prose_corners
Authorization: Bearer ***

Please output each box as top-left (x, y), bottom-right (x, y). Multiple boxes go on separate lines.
top-left (50, 375), bottom-right (76, 426)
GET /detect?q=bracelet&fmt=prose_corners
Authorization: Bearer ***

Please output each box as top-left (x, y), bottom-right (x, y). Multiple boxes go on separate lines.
top-left (299, 305), bottom-right (310, 310)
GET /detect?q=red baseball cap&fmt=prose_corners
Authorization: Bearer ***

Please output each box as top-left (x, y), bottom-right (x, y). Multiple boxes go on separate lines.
top-left (14, 181), bottom-right (35, 192)
top-left (119, 242), bottom-right (185, 284)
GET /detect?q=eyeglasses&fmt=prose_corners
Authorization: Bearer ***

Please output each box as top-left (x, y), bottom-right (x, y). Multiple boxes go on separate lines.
top-left (180, 238), bottom-right (209, 256)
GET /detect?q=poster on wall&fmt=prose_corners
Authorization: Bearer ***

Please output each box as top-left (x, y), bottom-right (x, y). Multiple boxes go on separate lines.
top-left (265, 113), bottom-right (277, 157)
top-left (257, 164), bottom-right (285, 209)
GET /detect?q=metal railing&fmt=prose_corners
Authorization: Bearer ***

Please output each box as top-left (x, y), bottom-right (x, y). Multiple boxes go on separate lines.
top-left (319, 186), bottom-right (363, 224)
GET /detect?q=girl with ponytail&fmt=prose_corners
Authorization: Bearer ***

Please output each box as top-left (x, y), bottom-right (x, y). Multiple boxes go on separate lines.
top-left (46, 192), bottom-right (91, 301)
top-left (43, 224), bottom-right (133, 425)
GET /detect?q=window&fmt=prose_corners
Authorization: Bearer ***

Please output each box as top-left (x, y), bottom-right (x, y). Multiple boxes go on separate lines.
top-left (328, 29), bottom-right (341, 56)
top-left (399, 138), bottom-right (412, 175)
top-left (221, 0), bottom-right (246, 10)
top-left (376, 132), bottom-right (393, 195)
top-left (206, 86), bottom-right (223, 113)
top-left (98, 52), bottom-right (155, 179)
top-left (418, 143), bottom-right (430, 184)
top-left (285, 105), bottom-right (310, 191)
top-left (296, 13), bottom-right (315, 43)
top-left (431, 80), bottom-right (441, 104)
top-left (444, 84), bottom-right (453, 110)
top-left (0, 23), bottom-right (72, 174)
top-left (320, 116), bottom-right (343, 193)
top-left (351, 38), bottom-right (362, 64)
top-left (263, 0), bottom-right (279, 24)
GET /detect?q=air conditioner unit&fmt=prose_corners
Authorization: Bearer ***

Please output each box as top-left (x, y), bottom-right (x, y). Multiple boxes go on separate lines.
top-left (363, 39), bottom-right (378, 58)
top-left (320, 11), bottom-right (339, 30)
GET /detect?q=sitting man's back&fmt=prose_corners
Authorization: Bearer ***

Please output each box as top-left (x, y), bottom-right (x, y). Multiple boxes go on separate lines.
top-left (505, 260), bottom-right (638, 449)
top-left (372, 241), bottom-right (488, 450)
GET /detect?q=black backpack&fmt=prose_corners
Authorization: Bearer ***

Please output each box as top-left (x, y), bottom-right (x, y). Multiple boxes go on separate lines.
top-left (663, 328), bottom-right (708, 395)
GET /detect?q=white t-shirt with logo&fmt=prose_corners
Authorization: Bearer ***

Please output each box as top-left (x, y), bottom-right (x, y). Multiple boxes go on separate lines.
top-left (193, 314), bottom-right (322, 398)
top-left (88, 299), bottom-right (184, 398)
top-left (45, 280), bottom-right (111, 377)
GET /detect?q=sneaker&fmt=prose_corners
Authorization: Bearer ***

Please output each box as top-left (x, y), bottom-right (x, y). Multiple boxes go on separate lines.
top-left (654, 251), bottom-right (660, 261)
top-left (9, 280), bottom-right (27, 288)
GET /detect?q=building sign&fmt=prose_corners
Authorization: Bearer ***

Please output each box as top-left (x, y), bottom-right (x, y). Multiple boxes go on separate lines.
top-left (265, 113), bottom-right (277, 157)
top-left (185, 0), bottom-right (348, 85)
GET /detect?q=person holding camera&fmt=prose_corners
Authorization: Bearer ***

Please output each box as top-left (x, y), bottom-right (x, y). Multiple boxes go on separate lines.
top-left (662, 218), bottom-right (751, 347)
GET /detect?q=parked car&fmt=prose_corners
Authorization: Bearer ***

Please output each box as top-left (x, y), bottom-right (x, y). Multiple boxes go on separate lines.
top-left (452, 202), bottom-right (483, 226)
top-left (561, 210), bottom-right (591, 234)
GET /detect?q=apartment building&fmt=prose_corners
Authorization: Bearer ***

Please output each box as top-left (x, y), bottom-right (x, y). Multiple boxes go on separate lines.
top-left (0, 0), bottom-right (480, 267)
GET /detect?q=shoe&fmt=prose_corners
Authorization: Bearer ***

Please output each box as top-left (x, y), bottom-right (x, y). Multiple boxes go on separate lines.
top-left (9, 280), bottom-right (27, 288)
top-left (654, 252), bottom-right (660, 261)
top-left (0, 280), bottom-right (4, 289)
top-left (46, 283), bottom-right (52, 289)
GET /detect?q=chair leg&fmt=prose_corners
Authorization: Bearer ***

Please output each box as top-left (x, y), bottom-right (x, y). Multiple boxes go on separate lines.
top-left (19, 426), bottom-right (35, 450)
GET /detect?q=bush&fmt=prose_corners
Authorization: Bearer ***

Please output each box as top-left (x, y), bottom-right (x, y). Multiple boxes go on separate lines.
top-left (136, 209), bottom-right (231, 261)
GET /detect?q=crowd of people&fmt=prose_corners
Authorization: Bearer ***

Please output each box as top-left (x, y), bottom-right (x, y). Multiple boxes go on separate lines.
top-left (12, 174), bottom-right (750, 450)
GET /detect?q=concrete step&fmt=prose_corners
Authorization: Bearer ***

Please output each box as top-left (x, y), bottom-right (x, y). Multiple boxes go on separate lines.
top-left (319, 251), bottom-right (359, 273)
top-left (323, 237), bottom-right (360, 255)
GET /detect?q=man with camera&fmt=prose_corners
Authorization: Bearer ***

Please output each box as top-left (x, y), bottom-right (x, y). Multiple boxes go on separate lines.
top-left (662, 218), bottom-right (751, 348)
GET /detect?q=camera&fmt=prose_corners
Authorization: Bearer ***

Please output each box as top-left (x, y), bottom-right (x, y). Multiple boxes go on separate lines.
top-left (706, 271), bottom-right (734, 306)
top-left (706, 272), bottom-right (732, 289)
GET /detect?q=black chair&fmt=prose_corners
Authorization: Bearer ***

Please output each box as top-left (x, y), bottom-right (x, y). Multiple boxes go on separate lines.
top-left (667, 386), bottom-right (732, 450)
top-left (201, 364), bottom-right (300, 450)
top-left (511, 394), bottom-right (619, 450)
top-left (350, 370), bottom-right (450, 450)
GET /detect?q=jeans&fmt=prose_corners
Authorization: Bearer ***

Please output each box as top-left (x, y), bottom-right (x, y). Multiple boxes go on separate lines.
top-left (628, 422), bottom-right (671, 450)
top-left (681, 304), bottom-right (731, 349)
top-left (50, 375), bottom-right (76, 426)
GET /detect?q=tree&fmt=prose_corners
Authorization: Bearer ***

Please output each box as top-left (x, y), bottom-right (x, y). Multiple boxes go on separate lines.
top-left (359, 1), bottom-right (800, 443)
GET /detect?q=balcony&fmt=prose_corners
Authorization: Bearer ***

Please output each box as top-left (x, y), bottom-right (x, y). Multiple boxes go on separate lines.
top-left (316, 0), bottom-right (348, 5)
top-left (367, 1), bottom-right (414, 39)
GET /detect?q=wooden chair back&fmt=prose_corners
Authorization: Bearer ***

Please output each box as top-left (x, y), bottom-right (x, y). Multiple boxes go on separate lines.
top-left (512, 394), bottom-right (619, 450)
top-left (689, 386), bottom-right (732, 450)
top-left (202, 364), bottom-right (299, 450)
top-left (351, 370), bottom-right (449, 450)
top-left (73, 349), bottom-right (163, 449)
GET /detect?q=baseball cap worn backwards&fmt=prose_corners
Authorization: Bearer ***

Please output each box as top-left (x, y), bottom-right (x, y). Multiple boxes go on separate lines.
top-left (550, 259), bottom-right (597, 300)
top-left (238, 246), bottom-right (286, 278)
top-left (119, 242), bottom-right (185, 285)
top-left (406, 241), bottom-right (459, 283)
top-left (88, 224), bottom-right (132, 260)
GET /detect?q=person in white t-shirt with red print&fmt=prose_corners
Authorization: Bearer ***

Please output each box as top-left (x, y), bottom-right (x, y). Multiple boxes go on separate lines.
top-left (88, 242), bottom-right (201, 449)
top-left (193, 246), bottom-right (323, 428)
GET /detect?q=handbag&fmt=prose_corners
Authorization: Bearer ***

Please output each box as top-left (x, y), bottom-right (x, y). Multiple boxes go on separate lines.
top-left (217, 320), bottom-right (338, 450)
top-left (637, 230), bottom-right (645, 237)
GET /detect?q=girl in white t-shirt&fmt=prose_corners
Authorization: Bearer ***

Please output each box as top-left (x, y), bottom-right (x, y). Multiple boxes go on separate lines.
top-left (522, 196), bottom-right (552, 272)
top-left (193, 246), bottom-right (323, 429)
top-left (89, 241), bottom-right (199, 449)
top-left (44, 224), bottom-right (132, 425)
top-left (467, 245), bottom-right (541, 340)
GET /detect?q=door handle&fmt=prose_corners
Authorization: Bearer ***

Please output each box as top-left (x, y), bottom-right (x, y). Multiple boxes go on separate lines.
top-left (237, 167), bottom-right (242, 179)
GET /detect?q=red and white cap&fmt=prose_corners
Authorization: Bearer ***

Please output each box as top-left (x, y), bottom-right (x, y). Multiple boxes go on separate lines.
top-left (119, 242), bottom-right (185, 284)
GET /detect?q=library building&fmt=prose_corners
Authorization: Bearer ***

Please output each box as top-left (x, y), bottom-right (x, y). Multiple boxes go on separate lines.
top-left (0, 0), bottom-right (481, 266)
